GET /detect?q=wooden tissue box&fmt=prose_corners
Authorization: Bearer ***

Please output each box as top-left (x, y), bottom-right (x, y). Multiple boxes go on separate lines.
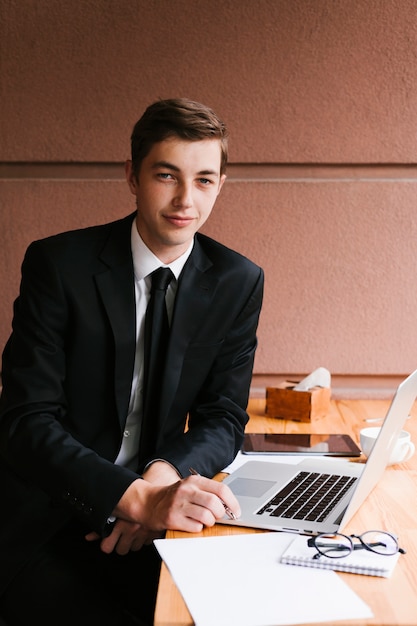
top-left (265, 382), bottom-right (331, 422)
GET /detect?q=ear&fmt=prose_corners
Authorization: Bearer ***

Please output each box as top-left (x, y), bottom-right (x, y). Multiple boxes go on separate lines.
top-left (125, 160), bottom-right (138, 196)
top-left (217, 174), bottom-right (227, 196)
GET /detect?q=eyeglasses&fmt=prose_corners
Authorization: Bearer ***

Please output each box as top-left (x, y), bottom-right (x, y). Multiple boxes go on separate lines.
top-left (307, 531), bottom-right (406, 560)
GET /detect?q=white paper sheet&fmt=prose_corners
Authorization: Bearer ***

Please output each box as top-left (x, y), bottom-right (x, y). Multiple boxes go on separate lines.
top-left (154, 532), bottom-right (373, 626)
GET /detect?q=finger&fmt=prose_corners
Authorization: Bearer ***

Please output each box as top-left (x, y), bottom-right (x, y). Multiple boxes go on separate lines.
top-left (114, 536), bottom-right (136, 555)
top-left (186, 477), bottom-right (240, 520)
top-left (100, 535), bottom-right (119, 554)
top-left (115, 527), bottom-right (150, 554)
top-left (216, 483), bottom-right (241, 519)
top-left (181, 490), bottom-right (223, 527)
top-left (99, 526), bottom-right (124, 554)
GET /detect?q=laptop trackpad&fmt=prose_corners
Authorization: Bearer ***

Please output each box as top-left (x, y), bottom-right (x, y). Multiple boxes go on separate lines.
top-left (228, 477), bottom-right (276, 497)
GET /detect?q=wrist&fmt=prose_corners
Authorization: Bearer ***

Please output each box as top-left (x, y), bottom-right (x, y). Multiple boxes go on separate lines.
top-left (142, 459), bottom-right (181, 485)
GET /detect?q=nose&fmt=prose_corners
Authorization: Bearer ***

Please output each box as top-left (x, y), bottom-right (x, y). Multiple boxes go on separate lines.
top-left (173, 182), bottom-right (193, 208)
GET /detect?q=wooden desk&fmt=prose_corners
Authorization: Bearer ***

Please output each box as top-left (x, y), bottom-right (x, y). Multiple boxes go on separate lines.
top-left (154, 398), bottom-right (417, 625)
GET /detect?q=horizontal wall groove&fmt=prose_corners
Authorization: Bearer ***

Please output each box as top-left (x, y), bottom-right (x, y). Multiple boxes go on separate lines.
top-left (2, 162), bottom-right (417, 182)
top-left (250, 373), bottom-right (406, 400)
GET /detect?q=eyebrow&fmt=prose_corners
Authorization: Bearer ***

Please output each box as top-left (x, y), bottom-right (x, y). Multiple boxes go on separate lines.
top-left (152, 160), bottom-right (219, 177)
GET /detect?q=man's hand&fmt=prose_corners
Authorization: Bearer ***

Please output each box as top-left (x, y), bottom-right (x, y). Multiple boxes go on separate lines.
top-left (85, 470), bottom-right (240, 555)
top-left (85, 518), bottom-right (164, 554)
top-left (117, 472), bottom-right (240, 532)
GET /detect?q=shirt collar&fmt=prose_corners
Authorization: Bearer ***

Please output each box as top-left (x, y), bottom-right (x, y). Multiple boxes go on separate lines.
top-left (131, 219), bottom-right (193, 281)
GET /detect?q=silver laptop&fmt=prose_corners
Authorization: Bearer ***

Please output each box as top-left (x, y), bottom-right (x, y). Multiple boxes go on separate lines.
top-left (218, 369), bottom-right (417, 536)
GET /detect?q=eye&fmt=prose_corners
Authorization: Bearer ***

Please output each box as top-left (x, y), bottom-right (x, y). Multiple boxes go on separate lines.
top-left (198, 178), bottom-right (212, 185)
top-left (157, 172), bottom-right (174, 180)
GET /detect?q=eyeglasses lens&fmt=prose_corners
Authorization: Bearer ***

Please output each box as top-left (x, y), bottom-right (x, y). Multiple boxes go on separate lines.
top-left (315, 533), bottom-right (352, 558)
top-left (360, 531), bottom-right (398, 555)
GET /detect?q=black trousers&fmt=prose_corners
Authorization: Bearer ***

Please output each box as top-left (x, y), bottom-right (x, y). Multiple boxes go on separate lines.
top-left (0, 521), bottom-right (162, 626)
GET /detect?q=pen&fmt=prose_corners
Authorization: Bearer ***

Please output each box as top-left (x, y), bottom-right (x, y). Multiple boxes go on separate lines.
top-left (189, 467), bottom-right (237, 520)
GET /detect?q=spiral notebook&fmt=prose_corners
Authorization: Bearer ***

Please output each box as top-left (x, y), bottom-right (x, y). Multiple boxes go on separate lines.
top-left (280, 534), bottom-right (400, 577)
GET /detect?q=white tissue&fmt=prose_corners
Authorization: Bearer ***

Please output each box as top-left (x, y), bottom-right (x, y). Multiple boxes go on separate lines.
top-left (292, 367), bottom-right (331, 391)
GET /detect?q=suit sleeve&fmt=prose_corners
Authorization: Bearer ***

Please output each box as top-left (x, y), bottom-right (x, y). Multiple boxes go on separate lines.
top-left (0, 239), bottom-right (139, 535)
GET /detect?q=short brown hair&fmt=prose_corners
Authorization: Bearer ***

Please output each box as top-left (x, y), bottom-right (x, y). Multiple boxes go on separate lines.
top-left (130, 98), bottom-right (228, 177)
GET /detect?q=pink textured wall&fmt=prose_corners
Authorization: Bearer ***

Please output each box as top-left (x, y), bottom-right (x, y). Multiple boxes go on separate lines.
top-left (2, 0), bottom-right (417, 392)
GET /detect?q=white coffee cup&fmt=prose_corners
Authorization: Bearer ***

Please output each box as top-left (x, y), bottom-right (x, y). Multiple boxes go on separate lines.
top-left (360, 427), bottom-right (415, 465)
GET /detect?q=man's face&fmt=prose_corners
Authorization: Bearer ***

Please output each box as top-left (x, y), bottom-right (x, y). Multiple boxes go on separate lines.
top-left (126, 137), bottom-right (226, 264)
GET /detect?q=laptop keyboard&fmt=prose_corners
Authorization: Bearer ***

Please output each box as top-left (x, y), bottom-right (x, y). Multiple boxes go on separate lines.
top-left (256, 471), bottom-right (357, 523)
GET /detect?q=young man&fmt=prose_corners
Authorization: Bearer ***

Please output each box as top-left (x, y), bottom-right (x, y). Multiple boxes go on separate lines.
top-left (0, 98), bottom-right (264, 625)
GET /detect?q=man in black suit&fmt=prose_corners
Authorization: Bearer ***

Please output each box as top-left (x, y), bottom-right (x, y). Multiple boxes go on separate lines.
top-left (0, 98), bottom-right (264, 625)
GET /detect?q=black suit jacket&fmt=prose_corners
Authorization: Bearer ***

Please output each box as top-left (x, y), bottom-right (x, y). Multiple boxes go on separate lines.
top-left (0, 212), bottom-right (263, 593)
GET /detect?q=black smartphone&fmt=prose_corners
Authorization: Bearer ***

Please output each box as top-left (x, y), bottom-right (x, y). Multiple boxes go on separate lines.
top-left (242, 433), bottom-right (361, 456)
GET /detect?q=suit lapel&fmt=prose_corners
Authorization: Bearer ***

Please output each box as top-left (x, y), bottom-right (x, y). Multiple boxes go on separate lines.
top-left (94, 214), bottom-right (137, 428)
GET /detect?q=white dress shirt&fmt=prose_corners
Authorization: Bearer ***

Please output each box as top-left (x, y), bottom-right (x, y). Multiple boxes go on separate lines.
top-left (114, 220), bottom-right (193, 470)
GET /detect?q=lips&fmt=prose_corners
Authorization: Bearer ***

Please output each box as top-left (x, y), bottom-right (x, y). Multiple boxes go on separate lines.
top-left (164, 215), bottom-right (195, 227)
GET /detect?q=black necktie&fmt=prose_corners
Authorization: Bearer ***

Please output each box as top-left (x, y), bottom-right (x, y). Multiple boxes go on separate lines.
top-left (140, 267), bottom-right (174, 459)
